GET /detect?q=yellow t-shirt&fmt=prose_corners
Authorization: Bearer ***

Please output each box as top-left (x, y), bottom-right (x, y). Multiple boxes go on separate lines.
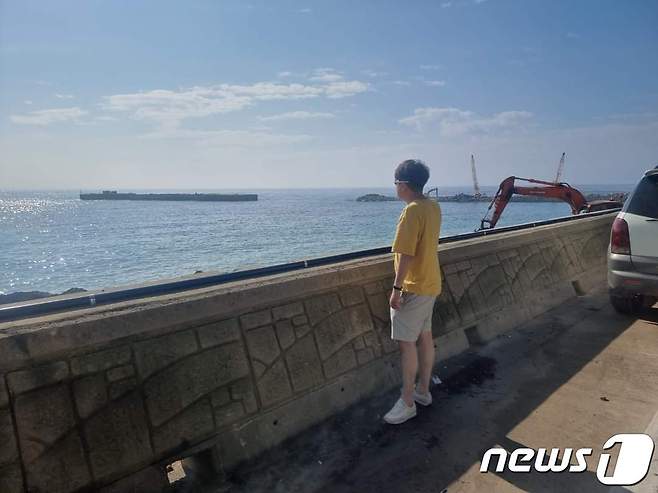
top-left (391, 198), bottom-right (442, 296)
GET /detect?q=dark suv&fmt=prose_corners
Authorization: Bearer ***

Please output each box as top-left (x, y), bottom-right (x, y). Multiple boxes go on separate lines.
top-left (608, 166), bottom-right (658, 314)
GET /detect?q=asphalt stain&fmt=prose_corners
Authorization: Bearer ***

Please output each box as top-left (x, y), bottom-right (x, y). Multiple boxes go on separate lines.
top-left (438, 356), bottom-right (497, 396)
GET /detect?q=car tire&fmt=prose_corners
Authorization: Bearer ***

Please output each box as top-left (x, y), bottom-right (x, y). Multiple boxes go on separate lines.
top-left (609, 293), bottom-right (644, 314)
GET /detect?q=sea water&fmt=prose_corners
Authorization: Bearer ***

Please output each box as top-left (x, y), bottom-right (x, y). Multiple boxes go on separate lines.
top-left (0, 186), bottom-right (630, 296)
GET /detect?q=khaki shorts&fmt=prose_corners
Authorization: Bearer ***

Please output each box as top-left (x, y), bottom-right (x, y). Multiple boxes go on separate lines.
top-left (390, 291), bottom-right (437, 342)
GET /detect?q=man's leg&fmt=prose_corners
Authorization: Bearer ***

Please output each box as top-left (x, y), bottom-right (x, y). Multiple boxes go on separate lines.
top-left (399, 340), bottom-right (418, 406)
top-left (416, 330), bottom-right (435, 395)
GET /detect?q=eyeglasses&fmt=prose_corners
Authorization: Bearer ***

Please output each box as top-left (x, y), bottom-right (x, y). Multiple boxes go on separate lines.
top-left (394, 180), bottom-right (409, 185)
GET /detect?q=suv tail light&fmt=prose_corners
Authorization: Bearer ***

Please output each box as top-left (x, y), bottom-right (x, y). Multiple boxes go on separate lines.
top-left (610, 217), bottom-right (631, 254)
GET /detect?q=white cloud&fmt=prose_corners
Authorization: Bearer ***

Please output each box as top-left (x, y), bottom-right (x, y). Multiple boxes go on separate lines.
top-left (55, 93), bottom-right (75, 99)
top-left (399, 107), bottom-right (533, 136)
top-left (424, 80), bottom-right (446, 87)
top-left (258, 111), bottom-right (335, 122)
top-left (103, 77), bottom-right (368, 126)
top-left (219, 82), bottom-right (324, 100)
top-left (324, 80), bottom-right (369, 98)
top-left (441, 2), bottom-right (452, 7)
top-left (277, 71), bottom-right (293, 78)
top-left (24, 100), bottom-right (33, 105)
top-left (143, 127), bottom-right (311, 147)
top-left (103, 88), bottom-right (252, 127)
top-left (392, 80), bottom-right (411, 86)
top-left (474, 0), bottom-right (488, 4)
top-left (308, 68), bottom-right (343, 82)
top-left (420, 64), bottom-right (441, 70)
top-left (297, 8), bottom-right (312, 13)
top-left (362, 69), bottom-right (387, 78)
top-left (566, 32), bottom-right (580, 39)
top-left (10, 107), bottom-right (88, 126)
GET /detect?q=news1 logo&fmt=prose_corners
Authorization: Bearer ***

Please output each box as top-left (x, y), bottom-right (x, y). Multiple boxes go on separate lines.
top-left (480, 434), bottom-right (655, 486)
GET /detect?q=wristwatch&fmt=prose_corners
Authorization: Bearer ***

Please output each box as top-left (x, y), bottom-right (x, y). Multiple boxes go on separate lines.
top-left (393, 285), bottom-right (403, 292)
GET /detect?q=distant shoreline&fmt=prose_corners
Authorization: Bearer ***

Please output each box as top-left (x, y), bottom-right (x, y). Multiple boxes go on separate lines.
top-left (0, 288), bottom-right (87, 306)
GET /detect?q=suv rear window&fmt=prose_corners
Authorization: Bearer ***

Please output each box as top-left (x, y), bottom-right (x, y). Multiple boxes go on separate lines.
top-left (626, 174), bottom-right (658, 219)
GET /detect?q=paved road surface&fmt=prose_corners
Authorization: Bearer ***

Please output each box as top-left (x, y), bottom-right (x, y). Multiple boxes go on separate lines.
top-left (178, 290), bottom-right (658, 493)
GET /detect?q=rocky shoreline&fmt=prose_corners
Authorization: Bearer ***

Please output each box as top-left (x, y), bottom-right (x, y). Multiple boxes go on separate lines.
top-left (356, 192), bottom-right (627, 203)
top-left (356, 193), bottom-right (398, 202)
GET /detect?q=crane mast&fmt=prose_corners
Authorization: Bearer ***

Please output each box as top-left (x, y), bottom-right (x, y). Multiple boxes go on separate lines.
top-left (554, 152), bottom-right (566, 183)
top-left (471, 154), bottom-right (481, 198)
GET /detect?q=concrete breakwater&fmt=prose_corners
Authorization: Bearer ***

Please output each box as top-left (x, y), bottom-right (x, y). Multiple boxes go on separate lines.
top-left (0, 212), bottom-right (614, 492)
top-left (79, 191), bottom-right (258, 202)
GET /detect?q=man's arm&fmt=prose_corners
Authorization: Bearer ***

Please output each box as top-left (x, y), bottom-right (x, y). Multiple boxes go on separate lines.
top-left (394, 253), bottom-right (413, 288)
top-left (390, 205), bottom-right (420, 309)
top-left (390, 253), bottom-right (414, 309)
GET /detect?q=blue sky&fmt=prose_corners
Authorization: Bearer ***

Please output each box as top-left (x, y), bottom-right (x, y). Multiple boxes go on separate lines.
top-left (1, 0), bottom-right (657, 189)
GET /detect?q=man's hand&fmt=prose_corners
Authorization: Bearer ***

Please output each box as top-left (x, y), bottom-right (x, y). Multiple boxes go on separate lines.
top-left (391, 253), bottom-right (412, 310)
top-left (390, 289), bottom-right (402, 310)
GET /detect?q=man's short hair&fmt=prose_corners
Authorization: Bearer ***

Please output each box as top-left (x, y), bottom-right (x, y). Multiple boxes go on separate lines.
top-left (395, 159), bottom-right (430, 193)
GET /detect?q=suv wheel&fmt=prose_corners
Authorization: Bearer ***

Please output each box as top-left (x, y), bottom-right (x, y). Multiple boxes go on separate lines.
top-left (609, 293), bottom-right (644, 314)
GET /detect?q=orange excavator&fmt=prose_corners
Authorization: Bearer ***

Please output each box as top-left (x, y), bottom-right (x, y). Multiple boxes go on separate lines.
top-left (478, 176), bottom-right (623, 230)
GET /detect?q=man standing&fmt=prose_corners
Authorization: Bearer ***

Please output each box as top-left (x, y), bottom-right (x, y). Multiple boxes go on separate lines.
top-left (384, 159), bottom-right (442, 425)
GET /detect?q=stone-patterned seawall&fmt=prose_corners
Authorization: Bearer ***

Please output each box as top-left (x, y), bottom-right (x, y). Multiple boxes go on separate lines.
top-left (0, 213), bottom-right (614, 492)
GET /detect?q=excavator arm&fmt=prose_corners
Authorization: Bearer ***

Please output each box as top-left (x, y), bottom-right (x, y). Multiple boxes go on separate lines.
top-left (479, 176), bottom-right (589, 230)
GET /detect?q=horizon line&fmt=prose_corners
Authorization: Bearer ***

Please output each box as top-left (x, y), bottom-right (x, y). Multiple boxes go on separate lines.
top-left (0, 183), bottom-right (637, 192)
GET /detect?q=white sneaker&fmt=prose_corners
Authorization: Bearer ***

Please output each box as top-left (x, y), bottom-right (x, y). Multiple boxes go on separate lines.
top-left (383, 397), bottom-right (417, 424)
top-left (413, 388), bottom-right (433, 406)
